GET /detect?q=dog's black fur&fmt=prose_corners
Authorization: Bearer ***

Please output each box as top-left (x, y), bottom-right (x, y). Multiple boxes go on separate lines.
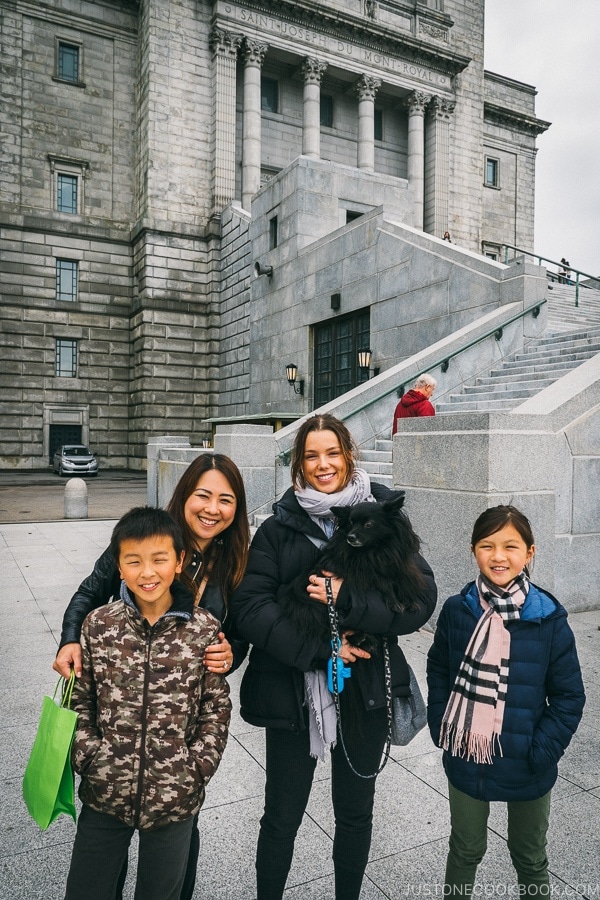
top-left (280, 494), bottom-right (425, 654)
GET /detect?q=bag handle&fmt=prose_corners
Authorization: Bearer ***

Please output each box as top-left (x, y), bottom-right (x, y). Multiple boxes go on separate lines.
top-left (52, 670), bottom-right (76, 709)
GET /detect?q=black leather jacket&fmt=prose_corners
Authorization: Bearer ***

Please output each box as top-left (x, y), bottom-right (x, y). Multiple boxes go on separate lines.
top-left (58, 546), bottom-right (248, 672)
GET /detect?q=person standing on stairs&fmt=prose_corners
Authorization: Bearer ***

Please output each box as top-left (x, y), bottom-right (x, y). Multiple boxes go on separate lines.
top-left (392, 374), bottom-right (436, 435)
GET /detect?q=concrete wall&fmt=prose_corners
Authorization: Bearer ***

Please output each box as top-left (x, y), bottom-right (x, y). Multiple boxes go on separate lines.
top-left (247, 159), bottom-right (546, 418)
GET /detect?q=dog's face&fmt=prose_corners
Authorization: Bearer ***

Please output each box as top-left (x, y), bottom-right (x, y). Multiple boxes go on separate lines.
top-left (332, 495), bottom-right (407, 549)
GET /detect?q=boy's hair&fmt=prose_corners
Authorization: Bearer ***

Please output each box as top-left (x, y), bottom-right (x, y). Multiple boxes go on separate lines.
top-left (110, 506), bottom-right (184, 560)
top-left (471, 504), bottom-right (535, 549)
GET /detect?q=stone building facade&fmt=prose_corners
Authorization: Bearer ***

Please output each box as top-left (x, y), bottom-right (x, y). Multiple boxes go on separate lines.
top-left (0, 0), bottom-right (549, 469)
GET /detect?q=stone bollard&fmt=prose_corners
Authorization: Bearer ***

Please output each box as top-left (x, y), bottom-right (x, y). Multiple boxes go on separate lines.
top-left (64, 477), bottom-right (88, 519)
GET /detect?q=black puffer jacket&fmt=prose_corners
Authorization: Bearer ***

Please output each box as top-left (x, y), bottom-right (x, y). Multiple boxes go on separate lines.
top-left (58, 546), bottom-right (248, 673)
top-left (230, 484), bottom-right (437, 730)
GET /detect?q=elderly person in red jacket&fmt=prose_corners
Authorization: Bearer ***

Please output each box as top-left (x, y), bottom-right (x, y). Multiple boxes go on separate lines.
top-left (392, 373), bottom-right (436, 434)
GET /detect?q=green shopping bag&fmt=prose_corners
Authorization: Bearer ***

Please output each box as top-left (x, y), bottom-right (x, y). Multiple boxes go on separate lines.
top-left (23, 671), bottom-right (78, 830)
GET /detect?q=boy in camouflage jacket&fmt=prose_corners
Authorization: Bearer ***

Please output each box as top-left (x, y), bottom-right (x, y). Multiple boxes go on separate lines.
top-left (64, 507), bottom-right (231, 900)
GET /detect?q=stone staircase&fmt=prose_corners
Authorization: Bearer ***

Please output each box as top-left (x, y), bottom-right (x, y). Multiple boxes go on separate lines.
top-left (360, 438), bottom-right (393, 489)
top-left (434, 283), bottom-right (600, 414)
top-left (253, 282), bottom-right (600, 515)
top-left (435, 326), bottom-right (600, 413)
top-left (546, 282), bottom-right (600, 331)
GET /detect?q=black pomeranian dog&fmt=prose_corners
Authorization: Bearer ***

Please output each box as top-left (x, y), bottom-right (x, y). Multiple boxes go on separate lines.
top-left (280, 493), bottom-right (425, 654)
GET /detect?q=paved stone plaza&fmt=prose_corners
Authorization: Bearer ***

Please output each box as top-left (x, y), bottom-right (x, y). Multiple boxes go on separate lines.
top-left (1, 518), bottom-right (599, 899)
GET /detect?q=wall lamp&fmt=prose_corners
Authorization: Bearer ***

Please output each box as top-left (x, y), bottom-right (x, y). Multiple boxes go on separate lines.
top-left (286, 363), bottom-right (304, 396)
top-left (254, 261), bottom-right (273, 278)
top-left (358, 348), bottom-right (380, 378)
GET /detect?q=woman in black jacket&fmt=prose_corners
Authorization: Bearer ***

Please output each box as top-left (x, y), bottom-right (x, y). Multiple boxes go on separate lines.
top-left (230, 414), bottom-right (437, 900)
top-left (53, 452), bottom-right (250, 900)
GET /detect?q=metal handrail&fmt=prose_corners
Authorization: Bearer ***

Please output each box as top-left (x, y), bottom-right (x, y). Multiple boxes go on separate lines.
top-left (342, 299), bottom-right (545, 419)
top-left (277, 298), bottom-right (547, 462)
top-left (502, 244), bottom-right (598, 308)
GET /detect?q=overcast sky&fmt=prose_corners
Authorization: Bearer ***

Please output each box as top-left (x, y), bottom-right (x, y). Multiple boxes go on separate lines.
top-left (484, 0), bottom-right (600, 278)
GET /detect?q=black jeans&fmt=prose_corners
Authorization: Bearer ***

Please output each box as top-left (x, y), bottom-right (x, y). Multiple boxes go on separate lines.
top-left (116, 814), bottom-right (199, 900)
top-left (256, 699), bottom-right (388, 900)
top-left (65, 805), bottom-right (194, 900)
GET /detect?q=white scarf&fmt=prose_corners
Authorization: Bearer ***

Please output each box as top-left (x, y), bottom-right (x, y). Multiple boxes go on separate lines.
top-left (295, 467), bottom-right (374, 537)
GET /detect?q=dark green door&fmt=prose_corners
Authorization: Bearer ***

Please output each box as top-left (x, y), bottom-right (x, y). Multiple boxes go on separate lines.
top-left (314, 311), bottom-right (370, 407)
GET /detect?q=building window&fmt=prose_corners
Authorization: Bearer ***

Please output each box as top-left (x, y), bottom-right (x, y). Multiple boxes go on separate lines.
top-left (314, 310), bottom-right (370, 407)
top-left (484, 156), bottom-right (500, 188)
top-left (57, 174), bottom-right (78, 213)
top-left (57, 42), bottom-right (80, 83)
top-left (482, 242), bottom-right (501, 261)
top-left (320, 94), bottom-right (333, 128)
top-left (374, 108), bottom-right (384, 141)
top-left (261, 77), bottom-right (278, 113)
top-left (346, 210), bottom-right (364, 224)
top-left (56, 259), bottom-right (78, 301)
top-left (269, 216), bottom-right (278, 250)
top-left (55, 339), bottom-right (78, 377)
top-left (49, 156), bottom-right (89, 214)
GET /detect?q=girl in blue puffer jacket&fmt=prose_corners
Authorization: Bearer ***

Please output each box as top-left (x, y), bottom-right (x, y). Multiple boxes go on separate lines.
top-left (427, 505), bottom-right (585, 896)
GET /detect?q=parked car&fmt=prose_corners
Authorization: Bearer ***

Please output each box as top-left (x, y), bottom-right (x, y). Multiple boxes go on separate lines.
top-left (52, 445), bottom-right (99, 477)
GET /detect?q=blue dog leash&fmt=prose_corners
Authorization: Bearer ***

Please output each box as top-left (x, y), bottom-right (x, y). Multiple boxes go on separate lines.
top-left (327, 638), bottom-right (352, 693)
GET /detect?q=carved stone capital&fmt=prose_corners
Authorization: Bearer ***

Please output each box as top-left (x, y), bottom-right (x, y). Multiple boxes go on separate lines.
top-left (209, 27), bottom-right (243, 59)
top-left (419, 21), bottom-right (449, 43)
top-left (364, 0), bottom-right (378, 19)
top-left (429, 95), bottom-right (456, 119)
top-left (242, 38), bottom-right (269, 67)
top-left (301, 57), bottom-right (328, 86)
top-left (355, 74), bottom-right (382, 101)
top-left (406, 90), bottom-right (431, 115)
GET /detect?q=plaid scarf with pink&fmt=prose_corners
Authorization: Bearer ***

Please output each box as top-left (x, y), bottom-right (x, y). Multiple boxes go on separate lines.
top-left (439, 571), bottom-right (529, 764)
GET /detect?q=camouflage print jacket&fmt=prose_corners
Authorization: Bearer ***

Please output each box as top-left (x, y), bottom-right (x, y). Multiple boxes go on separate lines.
top-left (71, 579), bottom-right (231, 831)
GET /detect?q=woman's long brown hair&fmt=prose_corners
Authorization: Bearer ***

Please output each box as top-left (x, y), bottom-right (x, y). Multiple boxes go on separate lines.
top-left (290, 413), bottom-right (357, 490)
top-left (166, 453), bottom-right (250, 604)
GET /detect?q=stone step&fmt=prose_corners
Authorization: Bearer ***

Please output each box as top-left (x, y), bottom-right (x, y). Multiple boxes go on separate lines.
top-left (515, 343), bottom-right (600, 363)
top-left (437, 396), bottom-right (517, 412)
top-left (361, 449), bottom-right (393, 462)
top-left (463, 377), bottom-right (555, 395)
top-left (375, 439), bottom-right (393, 452)
top-left (497, 355), bottom-right (595, 375)
top-left (530, 326), bottom-right (600, 346)
top-left (361, 459), bottom-right (393, 476)
top-left (368, 473), bottom-right (394, 488)
top-left (446, 385), bottom-right (540, 403)
top-left (476, 370), bottom-right (560, 386)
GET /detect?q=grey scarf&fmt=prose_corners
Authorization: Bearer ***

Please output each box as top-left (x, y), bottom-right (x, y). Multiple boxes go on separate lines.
top-left (295, 467), bottom-right (374, 539)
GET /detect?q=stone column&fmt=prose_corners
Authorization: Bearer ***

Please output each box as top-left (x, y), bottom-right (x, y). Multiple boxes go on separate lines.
top-left (241, 38), bottom-right (268, 212)
top-left (355, 74), bottom-right (381, 172)
top-left (210, 27), bottom-right (243, 214)
top-left (406, 91), bottom-right (430, 230)
top-left (301, 57), bottom-right (327, 159)
top-left (424, 95), bottom-right (455, 238)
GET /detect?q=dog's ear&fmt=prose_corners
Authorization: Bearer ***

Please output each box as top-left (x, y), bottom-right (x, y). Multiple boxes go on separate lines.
top-left (331, 506), bottom-right (352, 525)
top-left (382, 492), bottom-right (406, 514)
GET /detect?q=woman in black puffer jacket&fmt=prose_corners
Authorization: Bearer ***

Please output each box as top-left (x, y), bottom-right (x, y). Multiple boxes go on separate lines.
top-left (230, 414), bottom-right (437, 900)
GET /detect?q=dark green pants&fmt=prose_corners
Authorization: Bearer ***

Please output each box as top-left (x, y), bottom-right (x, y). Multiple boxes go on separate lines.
top-left (445, 782), bottom-right (551, 895)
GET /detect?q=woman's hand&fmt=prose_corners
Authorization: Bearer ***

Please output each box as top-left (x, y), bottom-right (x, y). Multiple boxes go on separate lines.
top-left (306, 572), bottom-right (343, 605)
top-left (53, 642), bottom-right (82, 678)
top-left (338, 631), bottom-right (371, 663)
top-left (204, 632), bottom-right (233, 674)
